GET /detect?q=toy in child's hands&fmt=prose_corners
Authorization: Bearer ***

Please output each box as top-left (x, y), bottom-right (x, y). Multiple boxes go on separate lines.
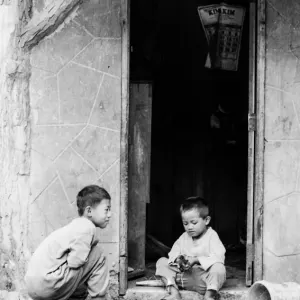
top-left (175, 255), bottom-right (191, 272)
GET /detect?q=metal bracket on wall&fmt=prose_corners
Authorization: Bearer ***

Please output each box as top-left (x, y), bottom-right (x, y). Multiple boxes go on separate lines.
top-left (248, 114), bottom-right (256, 132)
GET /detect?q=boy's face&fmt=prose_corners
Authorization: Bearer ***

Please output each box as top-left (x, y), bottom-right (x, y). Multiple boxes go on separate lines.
top-left (181, 209), bottom-right (210, 238)
top-left (89, 199), bottom-right (111, 228)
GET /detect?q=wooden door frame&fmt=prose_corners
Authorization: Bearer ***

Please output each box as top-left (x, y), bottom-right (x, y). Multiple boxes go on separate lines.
top-left (119, 0), bottom-right (266, 294)
top-left (246, 0), bottom-right (265, 285)
top-left (119, 0), bottom-right (130, 295)
top-left (246, 0), bottom-right (256, 286)
top-left (253, 0), bottom-right (265, 283)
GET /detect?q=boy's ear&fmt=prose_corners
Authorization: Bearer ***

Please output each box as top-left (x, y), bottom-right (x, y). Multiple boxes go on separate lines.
top-left (84, 206), bottom-right (92, 216)
top-left (205, 216), bottom-right (211, 225)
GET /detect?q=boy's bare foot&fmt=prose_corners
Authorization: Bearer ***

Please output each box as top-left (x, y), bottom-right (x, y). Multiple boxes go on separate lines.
top-left (161, 294), bottom-right (182, 300)
top-left (204, 289), bottom-right (217, 300)
top-left (161, 285), bottom-right (182, 300)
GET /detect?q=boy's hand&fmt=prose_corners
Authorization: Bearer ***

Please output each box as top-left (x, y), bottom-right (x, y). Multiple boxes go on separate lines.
top-left (185, 256), bottom-right (199, 266)
top-left (175, 255), bottom-right (191, 271)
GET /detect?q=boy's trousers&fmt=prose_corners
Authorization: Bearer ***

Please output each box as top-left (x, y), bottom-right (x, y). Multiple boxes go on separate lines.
top-left (26, 243), bottom-right (109, 300)
top-left (156, 258), bottom-right (226, 295)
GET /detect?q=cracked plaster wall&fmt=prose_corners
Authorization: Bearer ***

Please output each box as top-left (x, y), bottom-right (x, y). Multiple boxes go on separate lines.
top-left (263, 0), bottom-right (300, 283)
top-left (28, 0), bottom-right (122, 279)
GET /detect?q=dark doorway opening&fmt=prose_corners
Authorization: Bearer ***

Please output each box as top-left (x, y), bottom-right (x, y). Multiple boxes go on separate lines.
top-left (129, 0), bottom-right (251, 289)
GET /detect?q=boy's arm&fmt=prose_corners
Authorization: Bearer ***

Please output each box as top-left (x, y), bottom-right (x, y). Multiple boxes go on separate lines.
top-left (168, 238), bottom-right (182, 264)
top-left (197, 233), bottom-right (226, 271)
top-left (67, 227), bottom-right (95, 269)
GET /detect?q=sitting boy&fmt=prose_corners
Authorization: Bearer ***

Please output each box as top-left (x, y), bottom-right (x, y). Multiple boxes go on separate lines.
top-left (25, 185), bottom-right (112, 300)
top-left (156, 197), bottom-right (226, 300)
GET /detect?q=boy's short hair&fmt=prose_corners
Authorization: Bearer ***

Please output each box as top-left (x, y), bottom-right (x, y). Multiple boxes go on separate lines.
top-left (180, 196), bottom-right (209, 219)
top-left (77, 185), bottom-right (111, 216)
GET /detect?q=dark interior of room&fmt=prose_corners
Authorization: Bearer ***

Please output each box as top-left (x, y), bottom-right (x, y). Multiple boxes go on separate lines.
top-left (130, 0), bottom-right (250, 284)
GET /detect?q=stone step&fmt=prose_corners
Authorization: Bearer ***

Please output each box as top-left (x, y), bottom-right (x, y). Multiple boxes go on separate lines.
top-left (0, 291), bottom-right (25, 300)
top-left (124, 286), bottom-right (249, 300)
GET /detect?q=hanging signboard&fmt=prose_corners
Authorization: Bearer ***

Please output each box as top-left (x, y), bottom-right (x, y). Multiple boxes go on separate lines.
top-left (197, 3), bottom-right (245, 71)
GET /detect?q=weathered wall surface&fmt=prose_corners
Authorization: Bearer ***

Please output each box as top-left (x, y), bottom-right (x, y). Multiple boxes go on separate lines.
top-left (0, 0), bottom-right (32, 296)
top-left (0, 0), bottom-right (122, 298)
top-left (28, 0), bottom-right (121, 271)
top-left (263, 0), bottom-right (300, 282)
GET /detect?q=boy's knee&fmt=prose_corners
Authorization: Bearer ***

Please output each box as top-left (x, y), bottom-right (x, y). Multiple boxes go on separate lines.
top-left (89, 243), bottom-right (107, 265)
top-left (206, 263), bottom-right (226, 292)
top-left (208, 263), bottom-right (226, 277)
top-left (156, 257), bottom-right (168, 268)
top-left (91, 243), bottom-right (103, 255)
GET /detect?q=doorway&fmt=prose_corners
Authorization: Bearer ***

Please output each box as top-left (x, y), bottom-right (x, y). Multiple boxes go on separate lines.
top-left (125, 0), bottom-right (262, 292)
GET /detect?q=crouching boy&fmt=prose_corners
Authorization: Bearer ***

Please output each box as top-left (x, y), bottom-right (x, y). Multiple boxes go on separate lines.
top-left (156, 197), bottom-right (226, 300)
top-left (25, 185), bottom-right (112, 300)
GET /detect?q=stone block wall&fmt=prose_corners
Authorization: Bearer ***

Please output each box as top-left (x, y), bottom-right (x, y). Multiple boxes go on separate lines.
top-left (263, 0), bottom-right (300, 282)
top-left (28, 0), bottom-right (122, 279)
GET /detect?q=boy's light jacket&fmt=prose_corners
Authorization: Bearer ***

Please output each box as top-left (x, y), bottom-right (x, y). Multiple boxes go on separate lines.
top-left (168, 227), bottom-right (226, 271)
